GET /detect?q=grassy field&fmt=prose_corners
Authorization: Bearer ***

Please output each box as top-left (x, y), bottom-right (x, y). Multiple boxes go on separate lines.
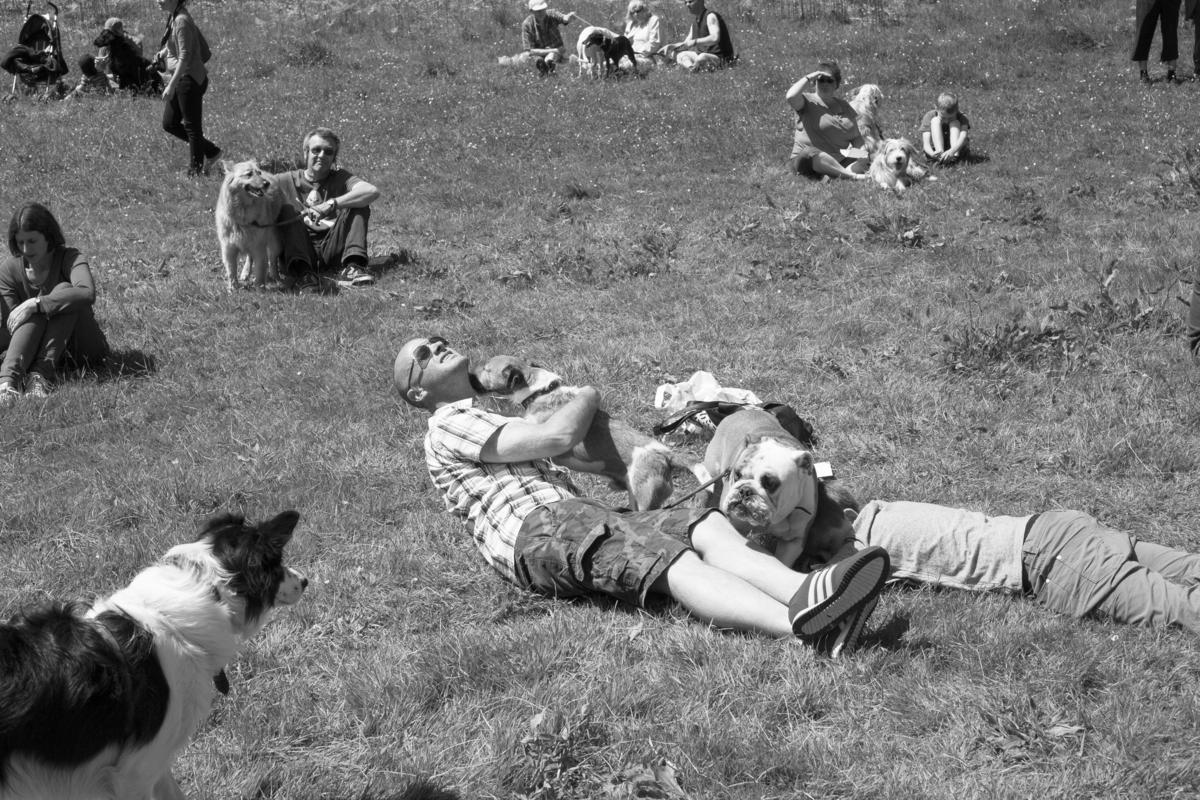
top-left (3, 0), bottom-right (1200, 797)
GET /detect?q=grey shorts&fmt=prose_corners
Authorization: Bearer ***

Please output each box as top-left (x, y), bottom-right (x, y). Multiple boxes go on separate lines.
top-left (513, 498), bottom-right (716, 606)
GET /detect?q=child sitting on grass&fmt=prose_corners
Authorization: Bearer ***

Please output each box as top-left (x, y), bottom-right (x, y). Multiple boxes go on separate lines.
top-left (920, 91), bottom-right (970, 164)
top-left (68, 54), bottom-right (114, 98)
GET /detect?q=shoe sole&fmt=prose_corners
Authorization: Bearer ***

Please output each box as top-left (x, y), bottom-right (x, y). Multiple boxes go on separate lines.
top-left (791, 547), bottom-right (889, 641)
top-left (829, 595), bottom-right (878, 659)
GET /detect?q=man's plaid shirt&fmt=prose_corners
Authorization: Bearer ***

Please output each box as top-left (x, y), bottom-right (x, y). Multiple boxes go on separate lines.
top-left (424, 398), bottom-right (578, 584)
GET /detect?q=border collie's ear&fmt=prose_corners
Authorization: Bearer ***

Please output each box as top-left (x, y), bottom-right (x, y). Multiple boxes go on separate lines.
top-left (261, 510), bottom-right (300, 551)
top-left (200, 511), bottom-right (245, 539)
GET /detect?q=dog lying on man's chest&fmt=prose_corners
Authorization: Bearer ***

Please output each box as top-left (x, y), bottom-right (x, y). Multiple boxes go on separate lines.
top-left (475, 355), bottom-right (691, 510)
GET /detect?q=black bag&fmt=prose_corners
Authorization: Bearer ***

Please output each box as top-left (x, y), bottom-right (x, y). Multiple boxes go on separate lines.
top-left (652, 401), bottom-right (817, 448)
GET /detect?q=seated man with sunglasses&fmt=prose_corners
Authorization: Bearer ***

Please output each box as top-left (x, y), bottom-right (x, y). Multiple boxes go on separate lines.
top-left (785, 60), bottom-right (870, 181)
top-left (278, 127), bottom-right (380, 291)
top-left (393, 335), bottom-right (891, 657)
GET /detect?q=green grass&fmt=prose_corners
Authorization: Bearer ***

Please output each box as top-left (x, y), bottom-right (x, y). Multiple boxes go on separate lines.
top-left (4, 0), bottom-right (1200, 797)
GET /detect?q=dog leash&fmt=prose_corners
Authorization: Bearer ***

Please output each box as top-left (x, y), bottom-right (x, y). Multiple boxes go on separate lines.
top-left (662, 467), bottom-right (728, 510)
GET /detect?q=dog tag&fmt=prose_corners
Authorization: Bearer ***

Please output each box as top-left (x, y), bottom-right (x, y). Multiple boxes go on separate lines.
top-left (815, 461), bottom-right (834, 480)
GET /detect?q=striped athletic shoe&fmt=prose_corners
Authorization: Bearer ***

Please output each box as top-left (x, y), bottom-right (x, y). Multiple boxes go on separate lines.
top-left (819, 595), bottom-right (879, 659)
top-left (788, 545), bottom-right (889, 641)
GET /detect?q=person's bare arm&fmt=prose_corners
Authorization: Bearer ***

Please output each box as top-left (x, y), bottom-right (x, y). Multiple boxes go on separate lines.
top-left (480, 387), bottom-right (600, 463)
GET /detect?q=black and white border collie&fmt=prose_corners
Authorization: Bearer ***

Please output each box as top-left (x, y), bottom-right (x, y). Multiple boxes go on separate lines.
top-left (0, 510), bottom-right (307, 800)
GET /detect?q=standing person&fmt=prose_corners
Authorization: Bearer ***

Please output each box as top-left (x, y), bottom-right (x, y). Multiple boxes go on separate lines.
top-left (519, 0), bottom-right (576, 74)
top-left (277, 128), bottom-right (380, 290)
top-left (1186, 0), bottom-right (1199, 79)
top-left (0, 204), bottom-right (108, 404)
top-left (624, 1), bottom-right (663, 71)
top-left (1132, 0), bottom-right (1182, 83)
top-left (156, 0), bottom-right (221, 176)
top-left (661, 0), bottom-right (734, 71)
top-left (393, 335), bottom-right (891, 657)
top-left (786, 60), bottom-right (869, 181)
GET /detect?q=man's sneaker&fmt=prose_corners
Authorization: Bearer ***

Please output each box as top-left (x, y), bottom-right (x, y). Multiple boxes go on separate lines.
top-left (0, 377), bottom-right (19, 406)
top-left (789, 545), bottom-right (889, 641)
top-left (816, 595), bottom-right (878, 659)
top-left (24, 372), bottom-right (50, 398)
top-left (335, 265), bottom-right (375, 288)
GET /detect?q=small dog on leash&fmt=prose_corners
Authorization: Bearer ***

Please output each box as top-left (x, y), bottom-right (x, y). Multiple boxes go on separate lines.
top-left (576, 25), bottom-right (637, 77)
top-left (867, 138), bottom-right (930, 193)
top-left (475, 355), bottom-right (695, 510)
top-left (0, 510), bottom-right (307, 800)
top-left (215, 160), bottom-right (285, 291)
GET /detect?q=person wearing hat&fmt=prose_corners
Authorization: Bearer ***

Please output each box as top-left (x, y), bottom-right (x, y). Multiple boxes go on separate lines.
top-left (785, 59), bottom-right (869, 181)
top-left (660, 0), bottom-right (735, 71)
top-left (517, 0), bottom-right (576, 74)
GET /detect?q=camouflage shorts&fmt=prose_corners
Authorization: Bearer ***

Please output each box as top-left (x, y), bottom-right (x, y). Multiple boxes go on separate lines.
top-left (513, 498), bottom-right (716, 607)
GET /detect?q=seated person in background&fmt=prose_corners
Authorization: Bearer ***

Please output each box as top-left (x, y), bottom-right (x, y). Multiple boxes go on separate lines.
top-left (786, 60), bottom-right (869, 180)
top-left (94, 17), bottom-right (159, 91)
top-left (0, 203), bottom-right (109, 403)
top-left (660, 0), bottom-right (734, 71)
top-left (393, 335), bottom-right (892, 657)
top-left (68, 54), bottom-right (114, 98)
top-left (920, 91), bottom-right (971, 164)
top-left (624, 0), bottom-right (663, 70)
top-left (278, 128), bottom-right (379, 290)
top-left (506, 0), bottom-right (576, 74)
top-left (802, 496), bottom-right (1200, 638)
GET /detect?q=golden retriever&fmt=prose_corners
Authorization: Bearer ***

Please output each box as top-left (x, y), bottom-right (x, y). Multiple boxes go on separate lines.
top-left (214, 160), bottom-right (284, 291)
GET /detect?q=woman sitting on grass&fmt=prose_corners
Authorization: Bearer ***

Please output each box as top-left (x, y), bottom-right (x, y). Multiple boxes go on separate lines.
top-left (0, 203), bottom-right (109, 404)
top-left (786, 60), bottom-right (869, 181)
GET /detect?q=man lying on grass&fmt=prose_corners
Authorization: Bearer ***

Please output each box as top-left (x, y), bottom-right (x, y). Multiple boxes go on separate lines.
top-left (393, 335), bottom-right (890, 657)
top-left (796, 496), bottom-right (1200, 636)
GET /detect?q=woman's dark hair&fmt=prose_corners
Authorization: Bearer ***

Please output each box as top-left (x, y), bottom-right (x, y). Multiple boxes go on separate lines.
top-left (158, 0), bottom-right (187, 51)
top-left (8, 203), bottom-right (66, 256)
top-left (817, 59), bottom-right (842, 87)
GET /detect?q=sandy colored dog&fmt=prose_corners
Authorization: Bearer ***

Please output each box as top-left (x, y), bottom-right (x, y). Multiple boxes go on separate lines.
top-left (215, 160), bottom-right (284, 291)
top-left (476, 355), bottom-right (693, 510)
top-left (867, 137), bottom-right (929, 193)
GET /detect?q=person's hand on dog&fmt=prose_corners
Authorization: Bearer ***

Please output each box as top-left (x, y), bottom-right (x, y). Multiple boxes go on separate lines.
top-left (7, 297), bottom-right (40, 334)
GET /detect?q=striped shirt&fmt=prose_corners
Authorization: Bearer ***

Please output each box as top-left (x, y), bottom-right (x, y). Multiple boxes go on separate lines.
top-left (425, 398), bottom-right (578, 585)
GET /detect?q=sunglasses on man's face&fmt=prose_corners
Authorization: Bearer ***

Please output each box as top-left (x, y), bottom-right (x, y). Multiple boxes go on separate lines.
top-left (817, 76), bottom-right (836, 85)
top-left (407, 337), bottom-right (449, 389)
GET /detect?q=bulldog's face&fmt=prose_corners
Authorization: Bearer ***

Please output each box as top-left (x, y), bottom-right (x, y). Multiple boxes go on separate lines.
top-left (720, 437), bottom-right (819, 538)
top-left (475, 355), bottom-right (563, 406)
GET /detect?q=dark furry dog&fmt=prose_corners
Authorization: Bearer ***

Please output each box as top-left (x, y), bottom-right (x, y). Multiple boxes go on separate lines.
top-left (93, 28), bottom-right (161, 92)
top-left (580, 28), bottom-right (638, 77)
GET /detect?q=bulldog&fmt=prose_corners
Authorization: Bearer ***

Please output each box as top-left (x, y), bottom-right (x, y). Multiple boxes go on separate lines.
top-left (474, 355), bottom-right (694, 511)
top-left (700, 407), bottom-right (852, 568)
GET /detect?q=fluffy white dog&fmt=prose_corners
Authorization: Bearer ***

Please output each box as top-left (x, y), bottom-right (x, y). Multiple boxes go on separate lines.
top-left (867, 137), bottom-right (930, 193)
